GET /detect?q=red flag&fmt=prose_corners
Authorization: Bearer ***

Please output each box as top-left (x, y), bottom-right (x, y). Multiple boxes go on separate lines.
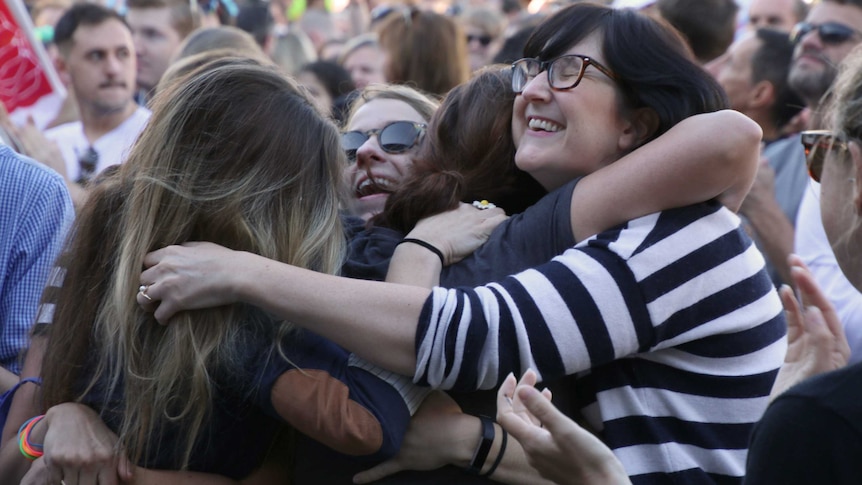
top-left (0, 0), bottom-right (65, 113)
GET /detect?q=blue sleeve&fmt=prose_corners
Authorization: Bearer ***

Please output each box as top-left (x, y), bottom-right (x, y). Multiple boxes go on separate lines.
top-left (0, 149), bottom-right (73, 373)
top-left (255, 330), bottom-right (417, 462)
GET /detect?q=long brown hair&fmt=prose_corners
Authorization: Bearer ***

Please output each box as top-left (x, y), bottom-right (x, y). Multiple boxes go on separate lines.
top-left (40, 57), bottom-right (346, 469)
top-left (376, 7), bottom-right (470, 96)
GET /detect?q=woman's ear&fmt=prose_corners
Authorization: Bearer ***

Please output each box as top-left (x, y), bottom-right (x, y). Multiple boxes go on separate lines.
top-left (850, 141), bottom-right (862, 216)
top-left (618, 107), bottom-right (660, 151)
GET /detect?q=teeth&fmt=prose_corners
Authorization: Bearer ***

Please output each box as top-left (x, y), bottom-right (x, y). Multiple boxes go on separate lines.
top-left (357, 177), bottom-right (393, 191)
top-left (528, 118), bottom-right (563, 132)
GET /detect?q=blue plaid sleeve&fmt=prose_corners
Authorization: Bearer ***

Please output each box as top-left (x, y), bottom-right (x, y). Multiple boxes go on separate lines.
top-left (0, 147), bottom-right (73, 374)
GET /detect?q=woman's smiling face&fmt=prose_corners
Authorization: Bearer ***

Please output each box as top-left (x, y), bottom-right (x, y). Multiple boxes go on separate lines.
top-left (512, 32), bottom-right (637, 191)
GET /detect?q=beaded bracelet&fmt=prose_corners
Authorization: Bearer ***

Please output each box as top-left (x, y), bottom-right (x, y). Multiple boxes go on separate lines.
top-left (18, 415), bottom-right (45, 461)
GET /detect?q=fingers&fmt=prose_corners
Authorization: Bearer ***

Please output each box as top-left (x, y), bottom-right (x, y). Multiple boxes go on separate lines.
top-left (779, 285), bottom-right (803, 343)
top-left (516, 385), bottom-right (568, 435)
top-left (117, 453), bottom-right (134, 481)
top-left (496, 373), bottom-right (517, 421)
top-left (352, 459), bottom-right (404, 484)
top-left (498, 386), bottom-right (548, 442)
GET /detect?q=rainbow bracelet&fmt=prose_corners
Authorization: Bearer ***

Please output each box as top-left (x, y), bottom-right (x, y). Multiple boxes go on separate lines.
top-left (17, 415), bottom-right (45, 461)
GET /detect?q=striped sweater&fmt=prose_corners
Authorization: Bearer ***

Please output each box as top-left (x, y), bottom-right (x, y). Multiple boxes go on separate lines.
top-left (415, 201), bottom-right (786, 484)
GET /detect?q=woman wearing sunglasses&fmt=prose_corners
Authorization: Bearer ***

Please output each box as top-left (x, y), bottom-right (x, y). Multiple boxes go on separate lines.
top-left (341, 84), bottom-right (439, 222)
top-left (137, 4), bottom-right (778, 483)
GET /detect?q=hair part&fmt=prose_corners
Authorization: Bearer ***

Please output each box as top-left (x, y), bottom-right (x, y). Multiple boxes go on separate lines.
top-left (344, 83), bottom-right (439, 129)
top-left (376, 8), bottom-right (470, 95)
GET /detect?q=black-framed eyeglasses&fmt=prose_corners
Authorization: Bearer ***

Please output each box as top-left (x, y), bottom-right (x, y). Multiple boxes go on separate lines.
top-left (801, 130), bottom-right (849, 182)
top-left (790, 21), bottom-right (862, 45)
top-left (76, 146), bottom-right (98, 185)
top-left (511, 54), bottom-right (617, 94)
top-left (466, 34), bottom-right (492, 47)
top-left (342, 121), bottom-right (426, 163)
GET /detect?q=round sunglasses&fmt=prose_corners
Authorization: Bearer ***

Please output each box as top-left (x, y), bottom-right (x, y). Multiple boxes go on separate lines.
top-left (342, 121), bottom-right (426, 163)
top-left (790, 21), bottom-right (862, 45)
top-left (801, 130), bottom-right (849, 182)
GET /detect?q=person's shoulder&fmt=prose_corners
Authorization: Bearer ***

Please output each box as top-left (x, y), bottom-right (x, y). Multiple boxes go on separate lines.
top-left (44, 120), bottom-right (83, 140)
top-left (779, 361), bottom-right (862, 407)
top-left (0, 145), bottom-right (66, 188)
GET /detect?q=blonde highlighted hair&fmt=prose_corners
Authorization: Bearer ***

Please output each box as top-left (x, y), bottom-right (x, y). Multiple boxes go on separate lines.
top-left (40, 57), bottom-right (346, 469)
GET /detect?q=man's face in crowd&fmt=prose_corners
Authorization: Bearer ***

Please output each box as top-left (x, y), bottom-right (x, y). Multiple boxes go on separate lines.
top-left (126, 6), bottom-right (184, 93)
top-left (62, 18), bottom-right (136, 115)
top-left (711, 33), bottom-right (761, 112)
top-left (789, 1), bottom-right (862, 105)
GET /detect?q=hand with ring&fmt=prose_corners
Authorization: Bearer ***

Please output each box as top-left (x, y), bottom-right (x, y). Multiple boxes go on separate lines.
top-left (137, 242), bottom-right (246, 323)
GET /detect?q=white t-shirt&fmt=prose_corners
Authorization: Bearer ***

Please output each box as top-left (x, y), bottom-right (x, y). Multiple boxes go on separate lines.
top-left (45, 106), bottom-right (150, 182)
top-left (795, 184), bottom-right (862, 364)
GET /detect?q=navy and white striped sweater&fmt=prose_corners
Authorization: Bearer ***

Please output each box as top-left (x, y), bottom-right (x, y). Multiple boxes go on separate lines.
top-left (415, 201), bottom-right (786, 484)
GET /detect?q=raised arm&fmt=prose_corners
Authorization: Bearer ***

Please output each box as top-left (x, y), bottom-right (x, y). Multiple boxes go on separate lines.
top-left (571, 110), bottom-right (761, 241)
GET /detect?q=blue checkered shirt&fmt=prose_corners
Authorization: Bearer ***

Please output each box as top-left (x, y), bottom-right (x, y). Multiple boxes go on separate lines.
top-left (0, 146), bottom-right (73, 374)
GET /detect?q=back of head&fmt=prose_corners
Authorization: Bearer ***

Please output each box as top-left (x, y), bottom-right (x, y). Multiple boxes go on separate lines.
top-left (300, 60), bottom-right (356, 98)
top-left (236, 2), bottom-right (273, 48)
top-left (657, 0), bottom-right (739, 63)
top-left (376, 7), bottom-right (470, 96)
top-left (272, 30), bottom-right (318, 74)
top-left (126, 0), bottom-right (201, 38)
top-left (752, 28), bottom-right (804, 132)
top-left (526, 3), bottom-right (727, 143)
top-left (41, 57), bottom-right (346, 470)
top-left (54, 3), bottom-right (128, 55)
top-left (175, 25), bottom-right (265, 60)
top-left (379, 67), bottom-right (547, 232)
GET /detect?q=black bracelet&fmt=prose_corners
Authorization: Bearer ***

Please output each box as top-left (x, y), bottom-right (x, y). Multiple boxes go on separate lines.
top-left (396, 238), bottom-right (445, 266)
top-left (483, 425), bottom-right (507, 477)
top-left (465, 415), bottom-right (495, 475)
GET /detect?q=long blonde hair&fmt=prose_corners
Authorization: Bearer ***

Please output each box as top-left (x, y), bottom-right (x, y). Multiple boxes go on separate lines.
top-left (41, 57), bottom-right (347, 469)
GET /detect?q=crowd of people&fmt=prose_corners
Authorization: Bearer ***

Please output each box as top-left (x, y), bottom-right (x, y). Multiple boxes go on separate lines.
top-left (1, 0), bottom-right (862, 483)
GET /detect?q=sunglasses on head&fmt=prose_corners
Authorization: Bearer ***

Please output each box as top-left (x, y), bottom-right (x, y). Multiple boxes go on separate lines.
top-left (342, 121), bottom-right (426, 163)
top-left (791, 21), bottom-right (862, 45)
top-left (466, 34), bottom-right (492, 47)
top-left (801, 130), bottom-right (849, 182)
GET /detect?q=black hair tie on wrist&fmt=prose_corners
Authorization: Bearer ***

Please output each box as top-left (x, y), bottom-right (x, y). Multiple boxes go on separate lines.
top-left (396, 238), bottom-right (445, 266)
top-left (483, 426), bottom-right (507, 477)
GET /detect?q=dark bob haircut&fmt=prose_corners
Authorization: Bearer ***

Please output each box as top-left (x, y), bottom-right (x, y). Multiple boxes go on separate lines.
top-left (523, 3), bottom-right (728, 143)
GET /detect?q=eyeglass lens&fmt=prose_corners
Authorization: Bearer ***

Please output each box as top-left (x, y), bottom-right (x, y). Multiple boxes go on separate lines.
top-left (802, 131), bottom-right (845, 182)
top-left (512, 56), bottom-right (587, 92)
top-left (792, 21), bottom-right (858, 44)
top-left (76, 147), bottom-right (98, 184)
top-left (342, 121), bottom-right (423, 161)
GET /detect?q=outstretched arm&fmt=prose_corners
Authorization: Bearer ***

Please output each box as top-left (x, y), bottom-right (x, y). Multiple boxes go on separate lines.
top-left (571, 110), bottom-right (761, 241)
